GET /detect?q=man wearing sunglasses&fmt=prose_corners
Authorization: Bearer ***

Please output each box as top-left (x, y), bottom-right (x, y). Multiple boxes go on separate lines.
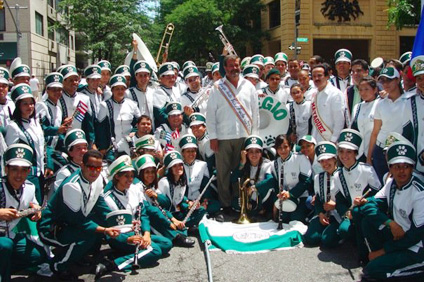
top-left (39, 150), bottom-right (120, 281)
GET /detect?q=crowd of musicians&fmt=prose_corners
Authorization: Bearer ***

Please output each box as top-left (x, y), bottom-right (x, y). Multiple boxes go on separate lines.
top-left (0, 40), bottom-right (423, 281)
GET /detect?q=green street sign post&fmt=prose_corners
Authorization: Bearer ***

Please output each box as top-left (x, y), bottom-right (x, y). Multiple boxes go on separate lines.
top-left (297, 38), bottom-right (308, 42)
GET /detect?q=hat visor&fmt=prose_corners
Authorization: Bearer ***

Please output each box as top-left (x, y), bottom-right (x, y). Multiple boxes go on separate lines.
top-left (63, 72), bottom-right (79, 80)
top-left (138, 162), bottom-right (156, 173)
top-left (68, 139), bottom-right (88, 151)
top-left (140, 145), bottom-right (156, 150)
top-left (181, 144), bottom-right (198, 150)
top-left (167, 158), bottom-right (183, 169)
top-left (335, 58), bottom-right (351, 64)
top-left (168, 110), bottom-right (183, 116)
top-left (388, 157), bottom-right (415, 166)
top-left (87, 74), bottom-right (101, 79)
top-left (245, 144), bottom-right (263, 151)
top-left (244, 73), bottom-right (259, 79)
top-left (414, 69), bottom-right (424, 77)
top-left (13, 73), bottom-right (31, 78)
top-left (190, 120), bottom-right (205, 126)
top-left (160, 70), bottom-right (175, 77)
top-left (317, 154), bottom-right (337, 162)
top-left (109, 166), bottom-right (135, 180)
top-left (111, 82), bottom-right (127, 88)
top-left (0, 78), bottom-right (9, 85)
top-left (338, 142), bottom-right (358, 151)
top-left (185, 73), bottom-right (199, 80)
top-left (7, 159), bottom-right (32, 167)
top-left (135, 68), bottom-right (151, 75)
top-left (15, 93), bottom-right (34, 102)
top-left (47, 82), bottom-right (63, 89)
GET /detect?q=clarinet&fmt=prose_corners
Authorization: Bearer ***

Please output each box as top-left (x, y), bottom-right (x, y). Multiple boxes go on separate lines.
top-left (132, 204), bottom-right (142, 271)
top-left (144, 185), bottom-right (172, 224)
top-left (325, 172), bottom-right (331, 218)
top-left (182, 175), bottom-right (216, 224)
top-left (17, 175), bottom-right (54, 218)
top-left (277, 164), bottom-right (284, 230)
top-left (125, 135), bottom-right (138, 159)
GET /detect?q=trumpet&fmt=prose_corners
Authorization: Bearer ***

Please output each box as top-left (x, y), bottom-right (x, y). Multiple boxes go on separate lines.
top-left (156, 23), bottom-right (175, 66)
top-left (215, 25), bottom-right (238, 56)
top-left (190, 85), bottom-right (212, 110)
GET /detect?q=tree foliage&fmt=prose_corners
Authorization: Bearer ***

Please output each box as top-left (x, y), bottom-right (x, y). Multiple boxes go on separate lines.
top-left (156, 0), bottom-right (266, 65)
top-left (56, 0), bottom-right (156, 67)
top-left (387, 0), bottom-right (421, 29)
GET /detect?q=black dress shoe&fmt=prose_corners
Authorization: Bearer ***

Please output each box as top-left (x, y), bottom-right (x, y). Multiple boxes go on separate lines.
top-left (95, 258), bottom-right (117, 280)
top-left (55, 269), bottom-right (80, 281)
top-left (173, 234), bottom-right (195, 247)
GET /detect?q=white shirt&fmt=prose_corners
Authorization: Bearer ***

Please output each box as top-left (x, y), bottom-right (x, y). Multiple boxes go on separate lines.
top-left (351, 98), bottom-right (380, 157)
top-left (206, 77), bottom-right (259, 140)
top-left (287, 100), bottom-right (312, 143)
top-left (311, 82), bottom-right (345, 143)
top-left (373, 95), bottom-right (408, 145)
top-left (29, 77), bottom-right (39, 91)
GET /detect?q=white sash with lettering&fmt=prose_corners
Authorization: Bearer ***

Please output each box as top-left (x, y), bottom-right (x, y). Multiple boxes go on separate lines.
top-left (218, 80), bottom-right (252, 135)
top-left (311, 92), bottom-right (333, 140)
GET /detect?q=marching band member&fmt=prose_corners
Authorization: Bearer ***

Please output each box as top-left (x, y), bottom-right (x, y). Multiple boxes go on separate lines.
top-left (181, 66), bottom-right (208, 116)
top-left (262, 68), bottom-right (290, 103)
top-left (402, 57), bottom-right (424, 174)
top-left (271, 134), bottom-right (312, 223)
top-left (232, 135), bottom-right (273, 216)
top-left (274, 52), bottom-right (289, 84)
top-left (155, 102), bottom-right (189, 153)
top-left (367, 67), bottom-right (407, 181)
top-left (0, 144), bottom-right (46, 282)
top-left (98, 60), bottom-right (113, 101)
top-left (53, 129), bottom-right (88, 191)
top-left (211, 62), bottom-right (222, 82)
top-left (79, 64), bottom-right (102, 118)
top-left (98, 155), bottom-right (171, 278)
top-left (37, 72), bottom-right (72, 173)
top-left (5, 84), bottom-right (45, 203)
top-left (188, 113), bottom-right (215, 174)
top-left (152, 62), bottom-right (181, 126)
top-left (357, 141), bottom-right (424, 281)
top-left (10, 61), bottom-right (31, 86)
top-left (136, 154), bottom-right (195, 247)
top-left (330, 49), bottom-right (353, 93)
top-left (96, 74), bottom-right (141, 160)
top-left (134, 133), bottom-right (163, 164)
top-left (303, 142), bottom-right (340, 247)
top-left (287, 83), bottom-right (312, 144)
top-left (38, 150), bottom-right (120, 281)
top-left (0, 68), bottom-right (15, 130)
top-left (242, 64), bottom-right (261, 91)
top-left (283, 59), bottom-right (301, 88)
top-left (114, 65), bottom-right (132, 89)
top-left (249, 54), bottom-right (268, 88)
top-left (202, 62), bottom-right (214, 87)
top-left (298, 135), bottom-right (321, 176)
top-left (158, 151), bottom-right (206, 232)
top-left (297, 69), bottom-right (315, 101)
top-left (179, 134), bottom-right (219, 216)
top-left (333, 129), bottom-right (381, 245)
top-left (350, 76), bottom-right (380, 163)
top-left (345, 59), bottom-right (370, 121)
top-left (58, 65), bottom-right (96, 148)
top-left (127, 61), bottom-right (156, 130)
top-left (263, 56), bottom-right (275, 78)
top-left (310, 64), bottom-right (345, 143)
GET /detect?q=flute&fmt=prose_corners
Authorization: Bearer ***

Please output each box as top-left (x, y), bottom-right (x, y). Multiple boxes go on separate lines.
top-left (182, 175), bottom-right (216, 224)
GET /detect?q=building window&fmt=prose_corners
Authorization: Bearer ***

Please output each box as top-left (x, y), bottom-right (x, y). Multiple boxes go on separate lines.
top-left (35, 12), bottom-right (44, 36)
top-left (70, 35), bottom-right (74, 50)
top-left (269, 0), bottom-right (280, 29)
top-left (57, 26), bottom-right (69, 47)
top-left (48, 20), bottom-right (55, 40)
top-left (0, 9), bottom-right (5, 31)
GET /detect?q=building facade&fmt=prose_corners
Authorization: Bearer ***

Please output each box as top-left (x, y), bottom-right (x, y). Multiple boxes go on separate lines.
top-left (0, 0), bottom-right (75, 86)
top-left (261, 0), bottom-right (417, 64)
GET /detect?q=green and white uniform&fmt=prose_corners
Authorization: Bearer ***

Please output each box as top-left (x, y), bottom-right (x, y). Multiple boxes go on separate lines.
top-left (103, 182), bottom-right (171, 271)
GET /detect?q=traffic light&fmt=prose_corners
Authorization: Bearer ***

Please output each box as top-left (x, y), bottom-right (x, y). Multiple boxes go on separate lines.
top-left (0, 0), bottom-right (4, 10)
top-left (295, 10), bottom-right (300, 26)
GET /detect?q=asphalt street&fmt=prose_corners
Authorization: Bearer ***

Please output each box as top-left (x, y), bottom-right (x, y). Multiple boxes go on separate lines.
top-left (12, 235), bottom-right (363, 282)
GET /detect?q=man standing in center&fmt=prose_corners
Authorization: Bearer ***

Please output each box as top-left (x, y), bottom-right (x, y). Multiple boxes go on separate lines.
top-left (206, 55), bottom-right (259, 215)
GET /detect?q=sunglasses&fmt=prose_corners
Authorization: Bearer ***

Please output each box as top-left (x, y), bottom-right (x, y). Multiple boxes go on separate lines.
top-left (86, 165), bottom-right (102, 172)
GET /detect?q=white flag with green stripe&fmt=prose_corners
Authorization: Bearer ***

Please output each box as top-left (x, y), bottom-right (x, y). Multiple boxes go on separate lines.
top-left (199, 217), bottom-right (307, 254)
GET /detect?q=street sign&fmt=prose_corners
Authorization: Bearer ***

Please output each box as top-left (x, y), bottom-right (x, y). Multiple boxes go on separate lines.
top-left (297, 37), bottom-right (308, 42)
top-left (288, 46), bottom-right (302, 51)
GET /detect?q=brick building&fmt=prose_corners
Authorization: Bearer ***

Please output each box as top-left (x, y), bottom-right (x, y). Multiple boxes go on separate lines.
top-left (261, 0), bottom-right (417, 64)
